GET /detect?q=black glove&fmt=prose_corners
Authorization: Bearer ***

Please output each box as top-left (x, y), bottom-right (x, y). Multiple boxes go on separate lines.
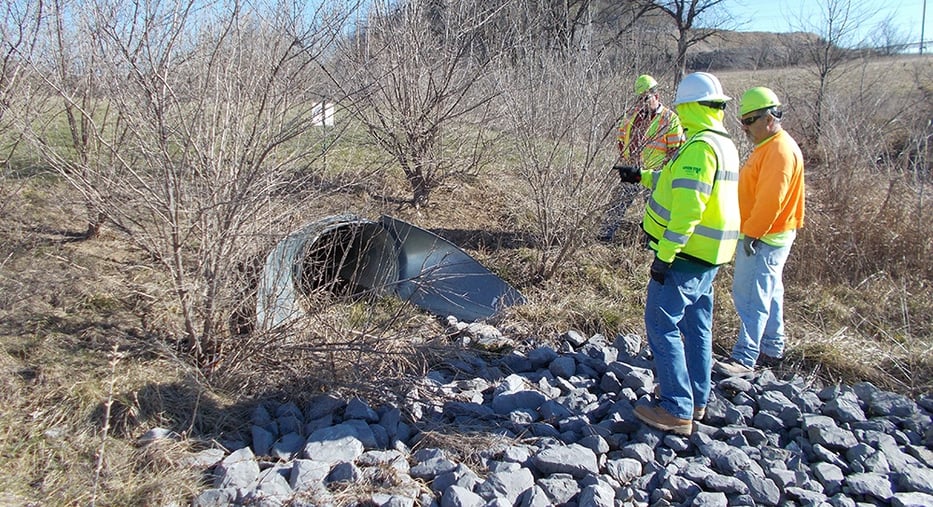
top-left (650, 257), bottom-right (671, 284)
top-left (743, 236), bottom-right (760, 256)
top-left (614, 165), bottom-right (641, 184)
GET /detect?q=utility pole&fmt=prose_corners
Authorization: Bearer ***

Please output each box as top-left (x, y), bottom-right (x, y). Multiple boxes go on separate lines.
top-left (921, 0), bottom-right (927, 54)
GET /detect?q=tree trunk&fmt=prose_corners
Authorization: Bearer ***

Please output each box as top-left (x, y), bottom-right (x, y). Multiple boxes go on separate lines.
top-left (409, 170), bottom-right (430, 208)
top-left (84, 210), bottom-right (106, 240)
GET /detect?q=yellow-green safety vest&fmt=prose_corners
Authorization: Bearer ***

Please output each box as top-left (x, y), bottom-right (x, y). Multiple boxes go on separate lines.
top-left (641, 129), bottom-right (740, 266)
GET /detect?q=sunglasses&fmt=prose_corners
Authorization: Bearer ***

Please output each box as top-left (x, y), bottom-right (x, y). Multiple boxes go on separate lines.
top-left (740, 114), bottom-right (763, 126)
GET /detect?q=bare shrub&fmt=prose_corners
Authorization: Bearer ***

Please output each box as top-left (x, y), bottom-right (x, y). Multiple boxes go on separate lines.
top-left (15, 1), bottom-right (359, 363)
top-left (789, 58), bottom-right (932, 285)
top-left (214, 292), bottom-right (443, 397)
top-left (752, 57), bottom-right (933, 394)
top-left (493, 44), bottom-right (621, 282)
top-left (327, 0), bottom-right (504, 208)
top-left (786, 0), bottom-right (884, 139)
top-left (0, 1), bottom-right (41, 222)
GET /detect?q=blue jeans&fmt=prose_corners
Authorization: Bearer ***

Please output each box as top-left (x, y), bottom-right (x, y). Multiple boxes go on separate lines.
top-left (645, 261), bottom-right (719, 420)
top-left (730, 240), bottom-right (792, 367)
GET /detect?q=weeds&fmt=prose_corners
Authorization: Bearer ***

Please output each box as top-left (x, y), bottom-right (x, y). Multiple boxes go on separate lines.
top-left (0, 35), bottom-right (930, 507)
top-left (92, 344), bottom-right (123, 506)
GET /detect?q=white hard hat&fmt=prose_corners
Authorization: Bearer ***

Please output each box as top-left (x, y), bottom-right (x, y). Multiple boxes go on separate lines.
top-left (672, 72), bottom-right (731, 106)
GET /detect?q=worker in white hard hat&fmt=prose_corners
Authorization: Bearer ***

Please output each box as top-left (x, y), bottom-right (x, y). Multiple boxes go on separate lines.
top-left (598, 74), bottom-right (684, 242)
top-left (616, 72), bottom-right (741, 435)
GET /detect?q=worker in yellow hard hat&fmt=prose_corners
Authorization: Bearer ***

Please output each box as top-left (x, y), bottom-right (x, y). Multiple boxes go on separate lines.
top-left (598, 74), bottom-right (685, 242)
top-left (714, 86), bottom-right (805, 379)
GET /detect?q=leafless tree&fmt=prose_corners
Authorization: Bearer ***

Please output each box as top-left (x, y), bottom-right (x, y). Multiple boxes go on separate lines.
top-left (0, 1), bottom-right (42, 170)
top-left (867, 14), bottom-right (913, 55)
top-left (325, 0), bottom-right (508, 208)
top-left (24, 0), bottom-right (119, 239)
top-left (494, 28), bottom-right (621, 281)
top-left (788, 0), bottom-right (880, 138)
top-left (650, 0), bottom-right (733, 81)
top-left (18, 0), bottom-right (358, 363)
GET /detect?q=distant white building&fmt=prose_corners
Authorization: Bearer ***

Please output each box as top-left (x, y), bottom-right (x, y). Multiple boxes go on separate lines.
top-left (312, 102), bottom-right (335, 127)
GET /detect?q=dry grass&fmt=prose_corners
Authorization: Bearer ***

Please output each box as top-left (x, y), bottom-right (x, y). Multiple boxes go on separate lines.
top-left (0, 54), bottom-right (931, 505)
top-left (411, 428), bottom-right (519, 474)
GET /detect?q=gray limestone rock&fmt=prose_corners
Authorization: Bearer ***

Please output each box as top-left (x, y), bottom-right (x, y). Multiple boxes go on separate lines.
top-left (700, 440), bottom-right (754, 475)
top-left (440, 485), bottom-right (485, 507)
top-left (246, 467), bottom-right (292, 504)
top-left (431, 463), bottom-right (480, 495)
top-left (251, 424), bottom-right (275, 457)
top-left (185, 329), bottom-right (933, 507)
top-left (736, 469), bottom-right (781, 506)
top-left (345, 397), bottom-right (380, 422)
top-left (192, 488), bottom-right (238, 507)
top-left (561, 329), bottom-right (588, 347)
top-left (302, 425), bottom-right (365, 464)
top-left (785, 486), bottom-right (828, 505)
top-left (548, 356), bottom-right (576, 379)
top-left (475, 468), bottom-right (535, 504)
top-left (305, 394), bottom-right (346, 421)
top-left (530, 443), bottom-right (599, 479)
top-left (613, 333), bottom-right (642, 358)
top-left (370, 493), bottom-right (415, 507)
top-left (822, 396), bottom-right (868, 424)
top-left (897, 465), bottom-right (933, 494)
top-left (891, 491), bottom-right (933, 507)
top-left (410, 456), bottom-right (459, 480)
top-left (606, 457), bottom-right (643, 484)
top-left (535, 473), bottom-right (580, 505)
top-left (180, 448), bottom-right (226, 469)
top-left (271, 432), bottom-right (304, 461)
top-left (288, 459), bottom-right (329, 492)
top-left (213, 447), bottom-right (260, 489)
top-left (844, 472), bottom-right (895, 501)
top-left (691, 491), bottom-right (728, 507)
top-left (813, 461), bottom-right (845, 496)
top-left (807, 422), bottom-right (859, 450)
top-left (577, 481), bottom-right (615, 506)
top-left (865, 389), bottom-right (918, 418)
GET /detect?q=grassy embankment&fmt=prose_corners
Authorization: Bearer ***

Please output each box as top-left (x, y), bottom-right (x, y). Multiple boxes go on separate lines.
top-left (0, 55), bottom-right (930, 505)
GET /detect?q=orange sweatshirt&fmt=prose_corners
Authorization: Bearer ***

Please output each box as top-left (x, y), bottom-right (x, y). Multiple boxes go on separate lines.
top-left (739, 129), bottom-right (805, 238)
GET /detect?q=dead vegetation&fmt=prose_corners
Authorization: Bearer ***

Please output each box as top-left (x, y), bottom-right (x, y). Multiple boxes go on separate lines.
top-left (0, 0), bottom-right (931, 504)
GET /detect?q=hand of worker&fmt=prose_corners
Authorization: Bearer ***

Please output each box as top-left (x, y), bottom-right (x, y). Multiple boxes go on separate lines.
top-left (614, 165), bottom-right (641, 184)
top-left (743, 236), bottom-right (760, 256)
top-left (649, 257), bottom-right (670, 284)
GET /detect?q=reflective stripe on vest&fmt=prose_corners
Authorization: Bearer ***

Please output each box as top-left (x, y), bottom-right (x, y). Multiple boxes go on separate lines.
top-left (643, 129), bottom-right (740, 265)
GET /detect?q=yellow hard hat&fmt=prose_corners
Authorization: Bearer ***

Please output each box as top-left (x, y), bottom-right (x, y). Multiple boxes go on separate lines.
top-left (635, 74), bottom-right (658, 96)
top-left (739, 87), bottom-right (782, 116)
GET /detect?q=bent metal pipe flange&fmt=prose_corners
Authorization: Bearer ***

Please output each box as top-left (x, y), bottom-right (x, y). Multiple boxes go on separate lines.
top-left (255, 214), bottom-right (525, 331)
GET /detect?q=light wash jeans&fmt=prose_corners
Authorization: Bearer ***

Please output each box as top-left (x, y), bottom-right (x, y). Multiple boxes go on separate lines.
top-left (645, 261), bottom-right (719, 420)
top-left (730, 239), bottom-right (793, 368)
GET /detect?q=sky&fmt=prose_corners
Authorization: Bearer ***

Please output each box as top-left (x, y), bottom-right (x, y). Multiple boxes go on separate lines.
top-left (720, 0), bottom-right (931, 50)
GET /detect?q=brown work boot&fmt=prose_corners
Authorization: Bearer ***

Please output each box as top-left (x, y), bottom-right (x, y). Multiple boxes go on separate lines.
top-left (758, 354), bottom-right (784, 369)
top-left (654, 384), bottom-right (706, 421)
top-left (713, 358), bottom-right (755, 378)
top-left (694, 406), bottom-right (706, 421)
top-left (634, 404), bottom-right (693, 436)
top-left (653, 385), bottom-right (706, 421)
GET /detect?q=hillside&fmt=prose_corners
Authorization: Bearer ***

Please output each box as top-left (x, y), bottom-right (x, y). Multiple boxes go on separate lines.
top-left (688, 30), bottom-right (828, 71)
